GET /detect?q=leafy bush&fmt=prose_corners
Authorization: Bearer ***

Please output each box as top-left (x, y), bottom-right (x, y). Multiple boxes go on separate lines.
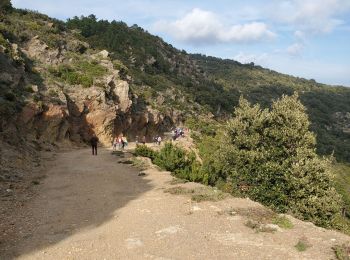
top-left (113, 60), bottom-right (129, 79)
top-left (134, 144), bottom-right (157, 160)
top-left (48, 60), bottom-right (106, 88)
top-left (216, 93), bottom-right (342, 227)
top-left (153, 142), bottom-right (192, 173)
top-left (135, 142), bottom-right (208, 183)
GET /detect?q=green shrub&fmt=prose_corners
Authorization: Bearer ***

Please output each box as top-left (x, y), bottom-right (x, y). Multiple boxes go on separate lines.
top-left (295, 237), bottom-right (311, 252)
top-left (79, 75), bottom-right (93, 88)
top-left (113, 60), bottom-right (129, 79)
top-left (135, 142), bottom-right (208, 183)
top-left (331, 214), bottom-right (350, 236)
top-left (134, 144), bottom-right (158, 160)
top-left (272, 216), bottom-right (294, 229)
top-left (332, 243), bottom-right (350, 260)
top-left (216, 94), bottom-right (342, 227)
top-left (154, 142), bottom-right (191, 172)
top-left (48, 59), bottom-right (106, 88)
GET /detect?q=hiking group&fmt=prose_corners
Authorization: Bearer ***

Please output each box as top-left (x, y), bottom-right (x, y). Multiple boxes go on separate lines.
top-left (172, 127), bottom-right (185, 141)
top-left (89, 129), bottom-right (186, 155)
top-left (112, 135), bottom-right (128, 150)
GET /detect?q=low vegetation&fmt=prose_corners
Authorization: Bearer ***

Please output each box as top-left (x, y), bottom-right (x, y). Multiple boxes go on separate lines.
top-left (48, 59), bottom-right (107, 88)
top-left (136, 94), bottom-right (350, 234)
top-left (272, 215), bottom-right (294, 229)
top-left (333, 243), bottom-right (350, 260)
top-left (334, 163), bottom-right (350, 218)
top-left (295, 237), bottom-right (312, 252)
top-left (164, 186), bottom-right (227, 202)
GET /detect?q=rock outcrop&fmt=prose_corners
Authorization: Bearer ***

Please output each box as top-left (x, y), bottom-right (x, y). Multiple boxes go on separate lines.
top-left (1, 35), bottom-right (182, 147)
top-left (0, 25), bottom-right (184, 194)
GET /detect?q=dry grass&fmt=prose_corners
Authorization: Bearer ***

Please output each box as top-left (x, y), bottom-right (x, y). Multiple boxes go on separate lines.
top-left (164, 186), bottom-right (227, 202)
top-left (169, 178), bottom-right (188, 185)
top-left (235, 207), bottom-right (276, 224)
top-left (234, 207), bottom-right (293, 233)
top-left (164, 186), bottom-right (193, 195)
top-left (131, 157), bottom-right (149, 170)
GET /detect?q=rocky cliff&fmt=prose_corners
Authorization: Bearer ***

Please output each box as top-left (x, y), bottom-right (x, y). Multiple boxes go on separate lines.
top-left (0, 12), bottom-right (184, 193)
top-left (1, 36), bottom-right (181, 146)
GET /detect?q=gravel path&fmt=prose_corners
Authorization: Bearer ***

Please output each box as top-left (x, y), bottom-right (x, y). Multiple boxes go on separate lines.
top-left (1, 148), bottom-right (349, 259)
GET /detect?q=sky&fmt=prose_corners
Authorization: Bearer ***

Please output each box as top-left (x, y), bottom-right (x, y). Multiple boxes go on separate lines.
top-left (12, 0), bottom-right (350, 86)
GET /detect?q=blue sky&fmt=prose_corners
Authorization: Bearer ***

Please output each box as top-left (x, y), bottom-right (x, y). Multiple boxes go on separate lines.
top-left (12, 0), bottom-right (350, 86)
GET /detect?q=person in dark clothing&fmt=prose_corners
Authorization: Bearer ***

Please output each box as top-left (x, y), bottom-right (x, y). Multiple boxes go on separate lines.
top-left (90, 134), bottom-right (99, 155)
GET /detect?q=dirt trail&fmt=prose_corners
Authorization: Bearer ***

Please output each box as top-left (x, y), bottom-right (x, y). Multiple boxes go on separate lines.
top-left (1, 148), bottom-right (349, 259)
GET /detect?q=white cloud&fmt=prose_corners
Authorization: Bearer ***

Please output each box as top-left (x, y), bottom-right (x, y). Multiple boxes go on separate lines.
top-left (294, 30), bottom-right (305, 40)
top-left (272, 0), bottom-right (350, 33)
top-left (233, 52), bottom-right (269, 64)
top-left (287, 43), bottom-right (304, 56)
top-left (153, 8), bottom-right (276, 45)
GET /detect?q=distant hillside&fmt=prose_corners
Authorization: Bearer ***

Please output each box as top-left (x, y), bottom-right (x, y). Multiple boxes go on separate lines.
top-left (66, 15), bottom-right (350, 162)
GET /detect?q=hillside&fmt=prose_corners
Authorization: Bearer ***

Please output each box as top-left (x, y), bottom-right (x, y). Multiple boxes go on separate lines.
top-left (1, 4), bottom-right (350, 259)
top-left (66, 15), bottom-right (350, 162)
top-left (1, 8), bottom-right (349, 162)
top-left (1, 4), bottom-right (350, 217)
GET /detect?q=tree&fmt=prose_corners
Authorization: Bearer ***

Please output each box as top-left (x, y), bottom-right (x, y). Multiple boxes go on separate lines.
top-left (218, 93), bottom-right (342, 226)
top-left (0, 0), bottom-right (12, 12)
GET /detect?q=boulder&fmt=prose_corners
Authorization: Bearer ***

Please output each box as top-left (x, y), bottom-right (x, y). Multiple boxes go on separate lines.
top-left (99, 50), bottom-right (109, 59)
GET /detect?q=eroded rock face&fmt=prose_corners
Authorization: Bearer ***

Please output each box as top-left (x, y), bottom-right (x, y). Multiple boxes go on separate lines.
top-left (24, 36), bottom-right (64, 65)
top-left (2, 36), bottom-right (182, 150)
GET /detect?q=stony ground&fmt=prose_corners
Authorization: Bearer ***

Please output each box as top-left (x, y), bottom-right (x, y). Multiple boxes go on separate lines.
top-left (1, 147), bottom-right (349, 260)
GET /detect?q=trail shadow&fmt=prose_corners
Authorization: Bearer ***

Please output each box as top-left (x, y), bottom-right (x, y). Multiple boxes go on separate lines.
top-left (1, 148), bottom-right (153, 259)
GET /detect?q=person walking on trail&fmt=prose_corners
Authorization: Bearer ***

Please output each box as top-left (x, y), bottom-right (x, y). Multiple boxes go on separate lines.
top-left (157, 136), bottom-right (162, 145)
top-left (90, 134), bottom-right (99, 155)
top-left (112, 136), bottom-right (118, 151)
top-left (118, 135), bottom-right (122, 149)
top-left (121, 136), bottom-right (128, 149)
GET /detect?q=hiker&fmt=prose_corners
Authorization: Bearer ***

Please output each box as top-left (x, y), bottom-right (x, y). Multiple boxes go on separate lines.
top-left (112, 136), bottom-right (118, 151)
top-left (118, 135), bottom-right (122, 149)
top-left (90, 134), bottom-right (99, 155)
top-left (172, 130), bottom-right (177, 141)
top-left (180, 128), bottom-right (184, 137)
top-left (121, 136), bottom-right (128, 149)
top-left (157, 136), bottom-right (162, 145)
